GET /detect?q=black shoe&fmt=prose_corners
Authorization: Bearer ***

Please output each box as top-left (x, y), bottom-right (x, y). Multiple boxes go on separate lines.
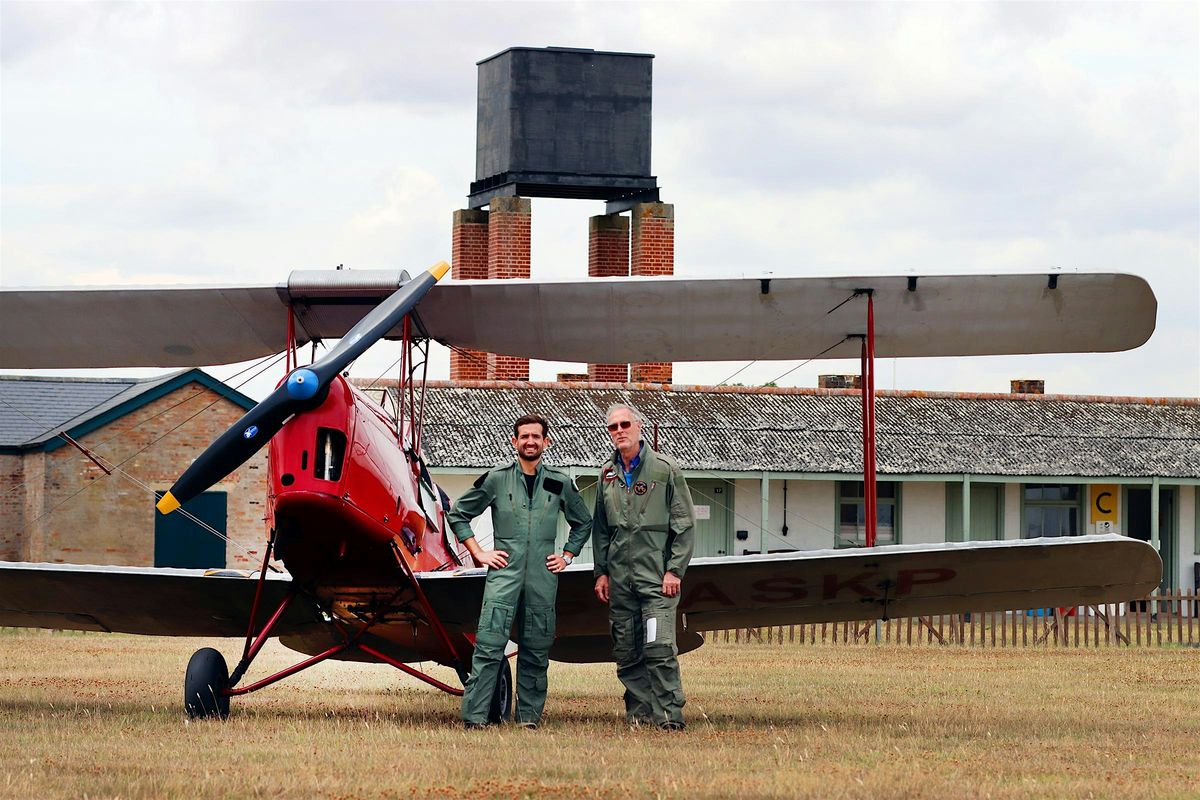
top-left (517, 721), bottom-right (539, 730)
top-left (659, 720), bottom-right (685, 732)
top-left (627, 715), bottom-right (653, 728)
top-left (463, 721), bottom-right (490, 730)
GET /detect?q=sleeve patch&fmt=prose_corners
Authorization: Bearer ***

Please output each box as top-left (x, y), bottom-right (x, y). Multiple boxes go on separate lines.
top-left (543, 478), bottom-right (564, 495)
top-left (473, 472), bottom-right (488, 489)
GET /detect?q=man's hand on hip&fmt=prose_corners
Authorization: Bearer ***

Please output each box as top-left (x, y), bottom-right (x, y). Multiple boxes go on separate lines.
top-left (594, 574), bottom-right (610, 604)
top-left (662, 572), bottom-right (681, 597)
top-left (475, 549), bottom-right (509, 569)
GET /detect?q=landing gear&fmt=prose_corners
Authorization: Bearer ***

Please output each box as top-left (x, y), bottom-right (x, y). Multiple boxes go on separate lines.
top-left (488, 658), bottom-right (513, 724)
top-left (184, 647), bottom-right (230, 720)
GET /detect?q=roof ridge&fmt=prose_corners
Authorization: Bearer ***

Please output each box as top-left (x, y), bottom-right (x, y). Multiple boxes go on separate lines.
top-left (0, 374), bottom-right (139, 385)
top-left (401, 379), bottom-right (1200, 407)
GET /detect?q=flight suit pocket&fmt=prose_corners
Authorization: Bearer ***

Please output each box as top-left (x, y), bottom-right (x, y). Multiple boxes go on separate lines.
top-left (522, 605), bottom-right (556, 652)
top-left (477, 601), bottom-right (514, 647)
top-left (643, 609), bottom-right (677, 658)
top-left (609, 613), bottom-right (639, 667)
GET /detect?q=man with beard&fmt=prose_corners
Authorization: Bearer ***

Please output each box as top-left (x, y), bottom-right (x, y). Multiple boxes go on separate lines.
top-left (449, 413), bottom-right (591, 730)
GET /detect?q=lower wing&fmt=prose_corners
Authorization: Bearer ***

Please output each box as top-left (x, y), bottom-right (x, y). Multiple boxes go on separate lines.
top-left (0, 561), bottom-right (320, 637)
top-left (536, 535), bottom-right (1162, 649)
top-left (1, 536), bottom-right (1160, 662)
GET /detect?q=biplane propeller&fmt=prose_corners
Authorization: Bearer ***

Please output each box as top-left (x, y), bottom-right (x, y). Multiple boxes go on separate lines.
top-left (0, 268), bottom-right (1163, 721)
top-left (156, 261), bottom-right (451, 515)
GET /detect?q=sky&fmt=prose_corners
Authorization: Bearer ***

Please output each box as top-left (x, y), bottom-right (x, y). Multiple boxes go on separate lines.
top-left (2, 1), bottom-right (1197, 401)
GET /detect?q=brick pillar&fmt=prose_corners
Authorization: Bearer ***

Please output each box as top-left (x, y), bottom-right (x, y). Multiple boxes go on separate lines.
top-left (449, 209), bottom-right (489, 381)
top-left (630, 202), bottom-right (674, 384)
top-left (587, 213), bottom-right (630, 383)
top-left (487, 196), bottom-right (531, 381)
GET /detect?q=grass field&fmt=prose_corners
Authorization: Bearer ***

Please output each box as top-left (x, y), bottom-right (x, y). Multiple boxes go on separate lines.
top-left (2, 631), bottom-right (1197, 799)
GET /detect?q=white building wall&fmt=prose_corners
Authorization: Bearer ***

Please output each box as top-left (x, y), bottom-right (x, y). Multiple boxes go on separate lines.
top-left (731, 478), bottom-right (836, 553)
top-left (731, 478), bottom-right (763, 554)
top-left (775, 479), bottom-right (835, 551)
top-left (1178, 484), bottom-right (1196, 593)
top-left (433, 473), bottom-right (494, 548)
top-left (435, 471), bottom-right (1200, 589)
top-left (901, 481), bottom-right (945, 545)
top-left (1003, 482), bottom-right (1022, 539)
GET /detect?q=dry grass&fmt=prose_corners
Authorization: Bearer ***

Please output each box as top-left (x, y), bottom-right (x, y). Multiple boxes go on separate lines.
top-left (2, 631), bottom-right (1198, 799)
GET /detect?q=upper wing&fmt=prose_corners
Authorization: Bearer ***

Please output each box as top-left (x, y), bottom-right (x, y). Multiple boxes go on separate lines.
top-left (0, 561), bottom-right (322, 637)
top-left (0, 272), bottom-right (1155, 368)
top-left (0, 285), bottom-right (289, 369)
top-left (419, 273), bottom-right (1156, 362)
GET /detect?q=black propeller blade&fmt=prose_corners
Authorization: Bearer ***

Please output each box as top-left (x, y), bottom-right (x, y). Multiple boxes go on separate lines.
top-left (156, 261), bottom-right (449, 515)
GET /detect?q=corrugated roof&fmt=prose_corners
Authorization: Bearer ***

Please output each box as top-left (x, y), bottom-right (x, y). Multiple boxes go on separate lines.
top-left (404, 381), bottom-right (1200, 479)
top-left (0, 376), bottom-right (139, 447)
top-left (0, 370), bottom-right (252, 450)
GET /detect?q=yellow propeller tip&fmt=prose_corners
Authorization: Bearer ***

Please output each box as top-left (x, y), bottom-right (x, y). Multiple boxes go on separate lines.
top-left (430, 261), bottom-right (451, 281)
top-left (156, 491), bottom-right (181, 515)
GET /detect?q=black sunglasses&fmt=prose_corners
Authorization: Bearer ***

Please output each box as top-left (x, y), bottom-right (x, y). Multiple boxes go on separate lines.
top-left (606, 420), bottom-right (634, 432)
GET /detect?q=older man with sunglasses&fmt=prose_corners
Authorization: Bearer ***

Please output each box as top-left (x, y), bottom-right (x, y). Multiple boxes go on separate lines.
top-left (592, 402), bottom-right (696, 731)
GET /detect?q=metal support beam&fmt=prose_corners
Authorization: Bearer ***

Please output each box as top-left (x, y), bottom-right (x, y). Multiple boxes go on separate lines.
top-left (858, 290), bottom-right (878, 547)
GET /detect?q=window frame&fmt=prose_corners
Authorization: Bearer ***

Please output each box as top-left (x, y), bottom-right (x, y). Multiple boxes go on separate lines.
top-left (1021, 483), bottom-right (1084, 539)
top-left (834, 480), bottom-right (901, 548)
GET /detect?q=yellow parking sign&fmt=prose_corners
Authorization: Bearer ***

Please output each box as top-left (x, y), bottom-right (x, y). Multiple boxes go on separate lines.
top-left (1089, 484), bottom-right (1118, 524)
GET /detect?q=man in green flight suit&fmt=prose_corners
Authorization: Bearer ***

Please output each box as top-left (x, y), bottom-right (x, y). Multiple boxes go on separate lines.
top-left (449, 413), bottom-right (591, 730)
top-left (592, 402), bottom-right (696, 731)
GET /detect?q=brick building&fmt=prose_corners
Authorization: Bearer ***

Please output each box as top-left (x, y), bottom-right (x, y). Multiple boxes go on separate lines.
top-left (390, 380), bottom-right (1200, 595)
top-left (0, 370), bottom-right (267, 569)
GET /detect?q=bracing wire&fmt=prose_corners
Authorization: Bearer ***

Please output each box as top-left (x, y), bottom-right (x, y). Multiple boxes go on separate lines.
top-left (435, 341), bottom-right (845, 543)
top-left (4, 350), bottom-right (289, 566)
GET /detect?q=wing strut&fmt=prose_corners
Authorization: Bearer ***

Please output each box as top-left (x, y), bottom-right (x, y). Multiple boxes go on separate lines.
top-left (850, 289), bottom-right (879, 548)
top-left (864, 290), bottom-right (878, 548)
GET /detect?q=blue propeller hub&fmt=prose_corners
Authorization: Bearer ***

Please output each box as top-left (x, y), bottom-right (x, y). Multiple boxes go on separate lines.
top-left (285, 368), bottom-right (321, 401)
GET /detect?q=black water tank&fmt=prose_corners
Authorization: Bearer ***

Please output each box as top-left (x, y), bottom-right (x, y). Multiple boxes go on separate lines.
top-left (469, 46), bottom-right (658, 208)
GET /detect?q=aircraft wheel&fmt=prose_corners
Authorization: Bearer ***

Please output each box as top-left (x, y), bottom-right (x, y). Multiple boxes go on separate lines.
top-left (184, 647), bottom-right (230, 720)
top-left (487, 658), bottom-right (512, 724)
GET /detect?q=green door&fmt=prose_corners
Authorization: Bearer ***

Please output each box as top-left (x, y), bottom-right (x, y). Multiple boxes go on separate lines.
top-left (946, 483), bottom-right (1002, 541)
top-left (685, 479), bottom-right (733, 557)
top-left (563, 476), bottom-right (597, 564)
top-left (1126, 487), bottom-right (1176, 591)
top-left (154, 491), bottom-right (227, 568)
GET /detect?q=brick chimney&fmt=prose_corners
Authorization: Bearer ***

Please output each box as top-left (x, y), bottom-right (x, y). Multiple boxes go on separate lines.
top-left (1010, 379), bottom-right (1045, 395)
top-left (587, 213), bottom-right (630, 383)
top-left (448, 198), bottom-right (532, 382)
top-left (819, 374), bottom-right (862, 390)
top-left (449, 208), bottom-right (489, 381)
top-left (629, 202), bottom-right (674, 384)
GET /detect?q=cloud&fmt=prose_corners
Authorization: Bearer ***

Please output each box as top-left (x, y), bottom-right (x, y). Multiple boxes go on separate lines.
top-left (1, 1), bottom-right (1195, 396)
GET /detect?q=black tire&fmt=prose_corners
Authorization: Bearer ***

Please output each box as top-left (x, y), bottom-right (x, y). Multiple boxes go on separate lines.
top-left (184, 647), bottom-right (230, 720)
top-left (487, 658), bottom-right (513, 724)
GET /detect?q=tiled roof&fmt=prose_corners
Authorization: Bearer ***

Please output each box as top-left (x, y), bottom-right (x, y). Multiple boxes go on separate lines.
top-left (0, 370), bottom-right (253, 450)
top-left (405, 381), bottom-right (1200, 479)
top-left (1, 376), bottom-right (143, 448)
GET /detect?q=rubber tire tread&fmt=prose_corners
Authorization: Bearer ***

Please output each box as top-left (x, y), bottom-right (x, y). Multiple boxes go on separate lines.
top-left (488, 658), bottom-right (513, 724)
top-left (184, 647), bottom-right (230, 720)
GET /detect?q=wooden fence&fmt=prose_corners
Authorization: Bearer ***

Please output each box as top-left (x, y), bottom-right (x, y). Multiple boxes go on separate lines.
top-left (711, 590), bottom-right (1200, 648)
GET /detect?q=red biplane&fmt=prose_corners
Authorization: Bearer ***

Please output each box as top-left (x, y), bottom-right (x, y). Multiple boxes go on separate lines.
top-left (0, 266), bottom-right (1163, 720)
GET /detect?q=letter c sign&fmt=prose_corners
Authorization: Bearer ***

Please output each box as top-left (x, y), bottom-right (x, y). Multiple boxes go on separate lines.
top-left (1089, 484), bottom-right (1118, 525)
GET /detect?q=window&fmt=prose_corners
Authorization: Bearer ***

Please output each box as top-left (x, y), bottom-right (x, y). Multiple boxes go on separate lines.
top-left (1023, 484), bottom-right (1080, 538)
top-left (836, 481), bottom-right (899, 547)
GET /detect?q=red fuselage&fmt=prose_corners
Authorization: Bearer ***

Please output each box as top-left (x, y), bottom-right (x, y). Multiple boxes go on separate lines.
top-left (266, 376), bottom-right (465, 589)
